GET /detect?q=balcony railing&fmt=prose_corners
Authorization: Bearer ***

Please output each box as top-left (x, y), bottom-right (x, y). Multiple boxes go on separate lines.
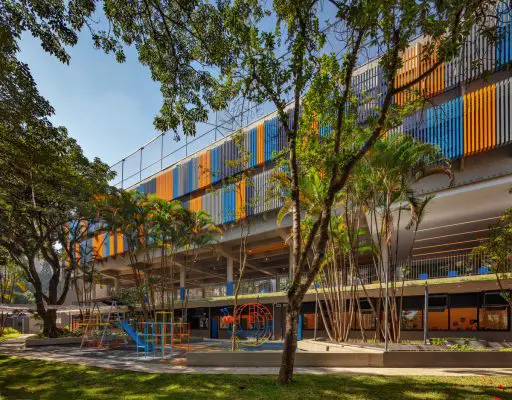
top-left (186, 253), bottom-right (498, 300)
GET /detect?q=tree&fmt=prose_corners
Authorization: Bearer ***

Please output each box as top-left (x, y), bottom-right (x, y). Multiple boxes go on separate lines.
top-left (1, 0), bottom-right (113, 338)
top-left (151, 198), bottom-right (191, 318)
top-left (357, 133), bottom-right (453, 343)
top-left (0, 125), bottom-right (112, 337)
top-left (97, 190), bottom-right (158, 321)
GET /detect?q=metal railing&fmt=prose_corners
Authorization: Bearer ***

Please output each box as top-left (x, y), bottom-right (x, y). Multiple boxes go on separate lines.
top-left (109, 105), bottom-right (264, 189)
top-left (186, 253), bottom-right (496, 300)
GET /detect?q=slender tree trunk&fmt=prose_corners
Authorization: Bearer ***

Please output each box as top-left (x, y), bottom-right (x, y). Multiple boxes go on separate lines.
top-left (278, 303), bottom-right (300, 384)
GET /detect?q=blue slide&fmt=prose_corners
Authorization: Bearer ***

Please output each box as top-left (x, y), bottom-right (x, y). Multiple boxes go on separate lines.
top-left (120, 321), bottom-right (153, 350)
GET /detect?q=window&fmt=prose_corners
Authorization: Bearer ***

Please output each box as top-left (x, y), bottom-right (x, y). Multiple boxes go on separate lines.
top-left (302, 313), bottom-right (325, 330)
top-left (479, 307), bottom-right (509, 330)
top-left (429, 295), bottom-right (447, 309)
top-left (450, 308), bottom-right (477, 331)
top-left (428, 309), bottom-right (449, 330)
top-left (401, 310), bottom-right (423, 330)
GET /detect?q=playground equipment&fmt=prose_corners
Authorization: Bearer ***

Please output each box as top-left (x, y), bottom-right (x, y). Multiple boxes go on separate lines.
top-left (130, 312), bottom-right (190, 359)
top-left (171, 321), bottom-right (191, 351)
top-left (221, 302), bottom-right (273, 347)
top-left (135, 320), bottom-right (173, 359)
top-left (80, 301), bottom-right (127, 349)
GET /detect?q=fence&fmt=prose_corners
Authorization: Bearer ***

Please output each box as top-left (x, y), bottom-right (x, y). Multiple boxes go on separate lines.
top-left (110, 105), bottom-right (263, 189)
top-left (189, 253), bottom-right (498, 300)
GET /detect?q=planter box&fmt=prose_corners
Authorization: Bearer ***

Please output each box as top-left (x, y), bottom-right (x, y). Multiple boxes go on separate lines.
top-left (187, 351), bottom-right (384, 367)
top-left (187, 349), bottom-right (512, 368)
top-left (25, 337), bottom-right (82, 347)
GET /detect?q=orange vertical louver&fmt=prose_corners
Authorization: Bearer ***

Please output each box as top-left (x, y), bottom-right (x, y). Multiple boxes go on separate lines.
top-left (419, 41), bottom-right (445, 97)
top-left (395, 44), bottom-right (420, 106)
top-left (117, 231), bottom-right (124, 254)
top-left (236, 178), bottom-right (246, 220)
top-left (463, 84), bottom-right (496, 156)
top-left (257, 123), bottom-right (264, 164)
top-left (189, 193), bottom-right (202, 212)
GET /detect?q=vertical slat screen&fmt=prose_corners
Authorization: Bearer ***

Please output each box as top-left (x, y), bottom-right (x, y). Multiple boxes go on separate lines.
top-left (496, 77), bottom-right (512, 146)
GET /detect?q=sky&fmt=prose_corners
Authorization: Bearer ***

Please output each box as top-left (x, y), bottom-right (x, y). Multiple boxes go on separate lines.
top-left (20, 30), bottom-right (163, 167)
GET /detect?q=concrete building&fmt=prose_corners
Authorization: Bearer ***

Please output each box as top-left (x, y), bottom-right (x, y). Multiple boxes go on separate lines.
top-left (89, 18), bottom-right (512, 343)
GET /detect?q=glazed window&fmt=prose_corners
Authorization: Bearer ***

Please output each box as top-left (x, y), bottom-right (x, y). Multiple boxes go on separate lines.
top-left (449, 308), bottom-right (477, 331)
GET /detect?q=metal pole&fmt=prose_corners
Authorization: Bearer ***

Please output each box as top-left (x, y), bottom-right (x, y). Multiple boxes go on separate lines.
top-left (314, 290), bottom-right (318, 340)
top-left (161, 133), bottom-right (164, 171)
top-left (139, 148), bottom-right (143, 182)
top-left (423, 282), bottom-right (429, 345)
top-left (384, 260), bottom-right (389, 352)
top-left (121, 159), bottom-right (125, 189)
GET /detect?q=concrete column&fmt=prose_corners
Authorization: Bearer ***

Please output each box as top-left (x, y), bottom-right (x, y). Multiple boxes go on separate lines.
top-left (226, 256), bottom-right (234, 296)
top-left (275, 276), bottom-right (281, 292)
top-left (114, 276), bottom-right (120, 291)
top-left (180, 264), bottom-right (186, 301)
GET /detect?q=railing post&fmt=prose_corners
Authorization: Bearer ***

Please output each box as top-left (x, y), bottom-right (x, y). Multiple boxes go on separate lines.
top-left (161, 133), bottom-right (164, 171)
top-left (139, 147), bottom-right (143, 183)
top-left (121, 159), bottom-right (125, 189)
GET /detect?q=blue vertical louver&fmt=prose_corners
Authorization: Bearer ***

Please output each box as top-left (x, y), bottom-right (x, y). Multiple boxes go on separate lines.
top-left (497, 1), bottom-right (512, 68)
top-left (319, 124), bottom-right (332, 137)
top-left (425, 97), bottom-right (463, 159)
top-left (222, 184), bottom-right (236, 223)
top-left (173, 166), bottom-right (180, 198)
top-left (104, 233), bottom-right (110, 257)
top-left (264, 117), bottom-right (278, 161)
top-left (211, 147), bottom-right (220, 183)
top-left (249, 127), bottom-right (258, 167)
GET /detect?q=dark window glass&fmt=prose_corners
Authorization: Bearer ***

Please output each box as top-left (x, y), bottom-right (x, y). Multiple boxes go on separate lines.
top-left (403, 296), bottom-right (424, 310)
top-left (429, 295), bottom-right (448, 309)
top-left (483, 292), bottom-right (508, 307)
top-left (449, 308), bottom-right (478, 331)
top-left (450, 293), bottom-right (478, 308)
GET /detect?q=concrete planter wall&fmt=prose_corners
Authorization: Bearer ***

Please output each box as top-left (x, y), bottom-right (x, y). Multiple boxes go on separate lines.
top-left (187, 351), bottom-right (384, 367)
top-left (383, 351), bottom-right (512, 368)
top-left (25, 337), bottom-right (82, 347)
top-left (187, 350), bottom-right (512, 368)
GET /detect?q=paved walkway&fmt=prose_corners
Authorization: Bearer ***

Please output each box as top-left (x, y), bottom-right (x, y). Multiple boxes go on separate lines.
top-left (1, 340), bottom-right (511, 376)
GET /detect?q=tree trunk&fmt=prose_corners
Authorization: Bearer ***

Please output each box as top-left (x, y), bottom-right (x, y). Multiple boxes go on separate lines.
top-left (43, 309), bottom-right (59, 338)
top-left (278, 303), bottom-right (300, 384)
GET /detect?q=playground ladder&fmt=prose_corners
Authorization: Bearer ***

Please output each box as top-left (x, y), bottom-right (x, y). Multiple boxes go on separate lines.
top-left (98, 300), bottom-right (127, 348)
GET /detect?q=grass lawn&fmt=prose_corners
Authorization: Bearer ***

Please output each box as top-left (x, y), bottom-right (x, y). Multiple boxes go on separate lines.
top-left (0, 356), bottom-right (511, 399)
